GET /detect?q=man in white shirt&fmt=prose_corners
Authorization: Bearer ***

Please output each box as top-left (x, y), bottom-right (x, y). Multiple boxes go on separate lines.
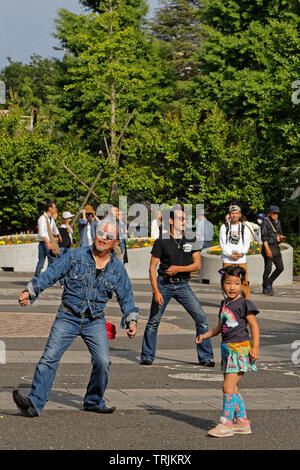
top-left (219, 205), bottom-right (251, 299)
top-left (34, 201), bottom-right (60, 277)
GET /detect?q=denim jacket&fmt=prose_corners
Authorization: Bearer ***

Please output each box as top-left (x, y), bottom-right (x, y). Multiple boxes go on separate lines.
top-left (27, 247), bottom-right (139, 329)
top-left (78, 219), bottom-right (98, 247)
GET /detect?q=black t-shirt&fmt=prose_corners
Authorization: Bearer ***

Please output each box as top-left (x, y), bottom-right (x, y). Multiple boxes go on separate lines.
top-left (261, 217), bottom-right (283, 245)
top-left (59, 227), bottom-right (71, 248)
top-left (218, 297), bottom-right (259, 343)
top-left (151, 235), bottom-right (200, 279)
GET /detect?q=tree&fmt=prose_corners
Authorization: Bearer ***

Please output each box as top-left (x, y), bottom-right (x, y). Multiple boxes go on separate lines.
top-left (79, 0), bottom-right (149, 26)
top-left (119, 104), bottom-right (272, 219)
top-left (0, 101), bottom-right (102, 234)
top-left (190, 0), bottom-right (300, 207)
top-left (0, 55), bottom-right (57, 112)
top-left (150, 0), bottom-right (203, 106)
top-left (52, 0), bottom-right (174, 202)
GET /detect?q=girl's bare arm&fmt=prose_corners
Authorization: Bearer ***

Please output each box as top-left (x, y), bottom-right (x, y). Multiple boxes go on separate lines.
top-left (195, 321), bottom-right (221, 344)
top-left (246, 313), bottom-right (260, 360)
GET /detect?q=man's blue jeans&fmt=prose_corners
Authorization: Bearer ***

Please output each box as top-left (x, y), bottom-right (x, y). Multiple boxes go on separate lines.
top-left (141, 277), bottom-right (214, 363)
top-left (28, 309), bottom-right (110, 415)
top-left (34, 241), bottom-right (57, 277)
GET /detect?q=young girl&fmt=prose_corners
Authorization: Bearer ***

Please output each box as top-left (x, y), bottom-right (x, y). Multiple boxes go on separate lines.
top-left (195, 265), bottom-right (260, 437)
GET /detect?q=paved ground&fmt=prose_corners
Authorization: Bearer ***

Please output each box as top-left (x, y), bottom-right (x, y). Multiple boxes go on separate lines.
top-left (0, 271), bottom-right (299, 454)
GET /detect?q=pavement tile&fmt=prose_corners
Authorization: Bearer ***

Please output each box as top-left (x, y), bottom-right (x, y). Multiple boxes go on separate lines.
top-left (144, 402), bottom-right (219, 411)
top-left (6, 351), bottom-right (29, 363)
top-left (1, 271), bottom-right (300, 451)
top-left (3, 346), bottom-right (296, 363)
top-left (3, 387), bottom-right (300, 411)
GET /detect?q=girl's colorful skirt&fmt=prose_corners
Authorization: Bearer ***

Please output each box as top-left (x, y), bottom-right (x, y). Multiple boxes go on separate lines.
top-left (221, 340), bottom-right (257, 373)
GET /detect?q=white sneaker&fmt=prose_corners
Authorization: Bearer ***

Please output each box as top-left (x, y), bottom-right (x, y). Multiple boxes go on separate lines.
top-left (207, 417), bottom-right (234, 438)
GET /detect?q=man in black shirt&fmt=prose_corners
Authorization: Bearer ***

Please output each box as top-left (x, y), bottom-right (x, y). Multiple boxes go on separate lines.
top-left (140, 208), bottom-right (214, 367)
top-left (261, 205), bottom-right (286, 295)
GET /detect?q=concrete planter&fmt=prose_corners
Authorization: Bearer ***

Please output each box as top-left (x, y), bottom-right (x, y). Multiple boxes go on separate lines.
top-left (0, 242), bottom-right (39, 272)
top-left (126, 246), bottom-right (152, 279)
top-left (0, 241), bottom-right (294, 286)
top-left (0, 241), bottom-right (153, 278)
top-left (198, 243), bottom-right (293, 286)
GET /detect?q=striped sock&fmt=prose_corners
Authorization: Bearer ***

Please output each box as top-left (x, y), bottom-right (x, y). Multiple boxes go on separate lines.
top-left (235, 393), bottom-right (247, 420)
top-left (221, 393), bottom-right (236, 421)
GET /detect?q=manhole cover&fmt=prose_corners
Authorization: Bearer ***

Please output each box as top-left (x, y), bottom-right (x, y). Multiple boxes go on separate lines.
top-left (168, 373), bottom-right (223, 381)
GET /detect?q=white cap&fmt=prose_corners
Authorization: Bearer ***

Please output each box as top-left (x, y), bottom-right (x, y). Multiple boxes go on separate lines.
top-left (62, 211), bottom-right (74, 219)
top-left (229, 205), bottom-right (241, 212)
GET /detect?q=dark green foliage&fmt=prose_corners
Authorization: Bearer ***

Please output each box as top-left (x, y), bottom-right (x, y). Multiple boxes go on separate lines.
top-left (0, 0), bottom-right (299, 237)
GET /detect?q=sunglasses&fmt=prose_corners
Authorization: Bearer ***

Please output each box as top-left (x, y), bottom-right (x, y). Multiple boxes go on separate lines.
top-left (96, 230), bottom-right (116, 241)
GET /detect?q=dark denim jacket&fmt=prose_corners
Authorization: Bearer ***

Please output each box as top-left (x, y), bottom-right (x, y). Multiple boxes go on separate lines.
top-left (27, 247), bottom-right (139, 328)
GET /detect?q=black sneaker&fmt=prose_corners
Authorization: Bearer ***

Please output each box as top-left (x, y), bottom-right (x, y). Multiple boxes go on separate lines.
top-left (84, 406), bottom-right (116, 414)
top-left (263, 287), bottom-right (274, 296)
top-left (199, 360), bottom-right (215, 367)
top-left (22, 406), bottom-right (39, 418)
top-left (12, 387), bottom-right (38, 417)
top-left (140, 359), bottom-right (152, 365)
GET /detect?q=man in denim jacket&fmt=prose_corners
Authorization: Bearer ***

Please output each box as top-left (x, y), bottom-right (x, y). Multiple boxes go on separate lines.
top-left (13, 218), bottom-right (139, 417)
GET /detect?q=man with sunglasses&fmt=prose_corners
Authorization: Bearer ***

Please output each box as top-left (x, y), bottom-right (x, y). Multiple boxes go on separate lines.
top-left (13, 218), bottom-right (139, 418)
top-left (140, 208), bottom-right (214, 367)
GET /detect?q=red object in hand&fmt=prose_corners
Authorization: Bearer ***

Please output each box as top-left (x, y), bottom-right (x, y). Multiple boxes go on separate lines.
top-left (106, 321), bottom-right (116, 339)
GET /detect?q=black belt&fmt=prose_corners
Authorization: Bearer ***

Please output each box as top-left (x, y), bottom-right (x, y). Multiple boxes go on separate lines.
top-left (160, 275), bottom-right (189, 285)
top-left (60, 303), bottom-right (91, 319)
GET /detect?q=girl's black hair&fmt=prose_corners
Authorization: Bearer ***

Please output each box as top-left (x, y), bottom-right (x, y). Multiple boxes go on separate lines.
top-left (218, 265), bottom-right (246, 298)
top-left (218, 265), bottom-right (246, 287)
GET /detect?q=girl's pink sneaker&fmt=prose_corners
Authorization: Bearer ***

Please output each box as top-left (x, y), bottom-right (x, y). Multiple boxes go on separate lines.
top-left (233, 418), bottom-right (252, 434)
top-left (207, 417), bottom-right (234, 438)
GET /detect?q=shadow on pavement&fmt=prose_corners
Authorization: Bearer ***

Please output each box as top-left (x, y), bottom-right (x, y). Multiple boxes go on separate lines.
top-left (4, 386), bottom-right (84, 414)
top-left (148, 406), bottom-right (216, 431)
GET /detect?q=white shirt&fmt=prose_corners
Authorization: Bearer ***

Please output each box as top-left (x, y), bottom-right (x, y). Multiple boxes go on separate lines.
top-left (37, 213), bottom-right (59, 242)
top-left (151, 219), bottom-right (160, 239)
top-left (219, 222), bottom-right (250, 264)
top-left (86, 223), bottom-right (93, 246)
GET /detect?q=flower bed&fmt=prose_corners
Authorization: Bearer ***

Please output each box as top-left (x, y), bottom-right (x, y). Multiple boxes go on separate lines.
top-left (0, 235), bottom-right (155, 249)
top-left (0, 234), bottom-right (38, 245)
top-left (207, 241), bottom-right (287, 256)
top-left (126, 238), bottom-right (155, 249)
